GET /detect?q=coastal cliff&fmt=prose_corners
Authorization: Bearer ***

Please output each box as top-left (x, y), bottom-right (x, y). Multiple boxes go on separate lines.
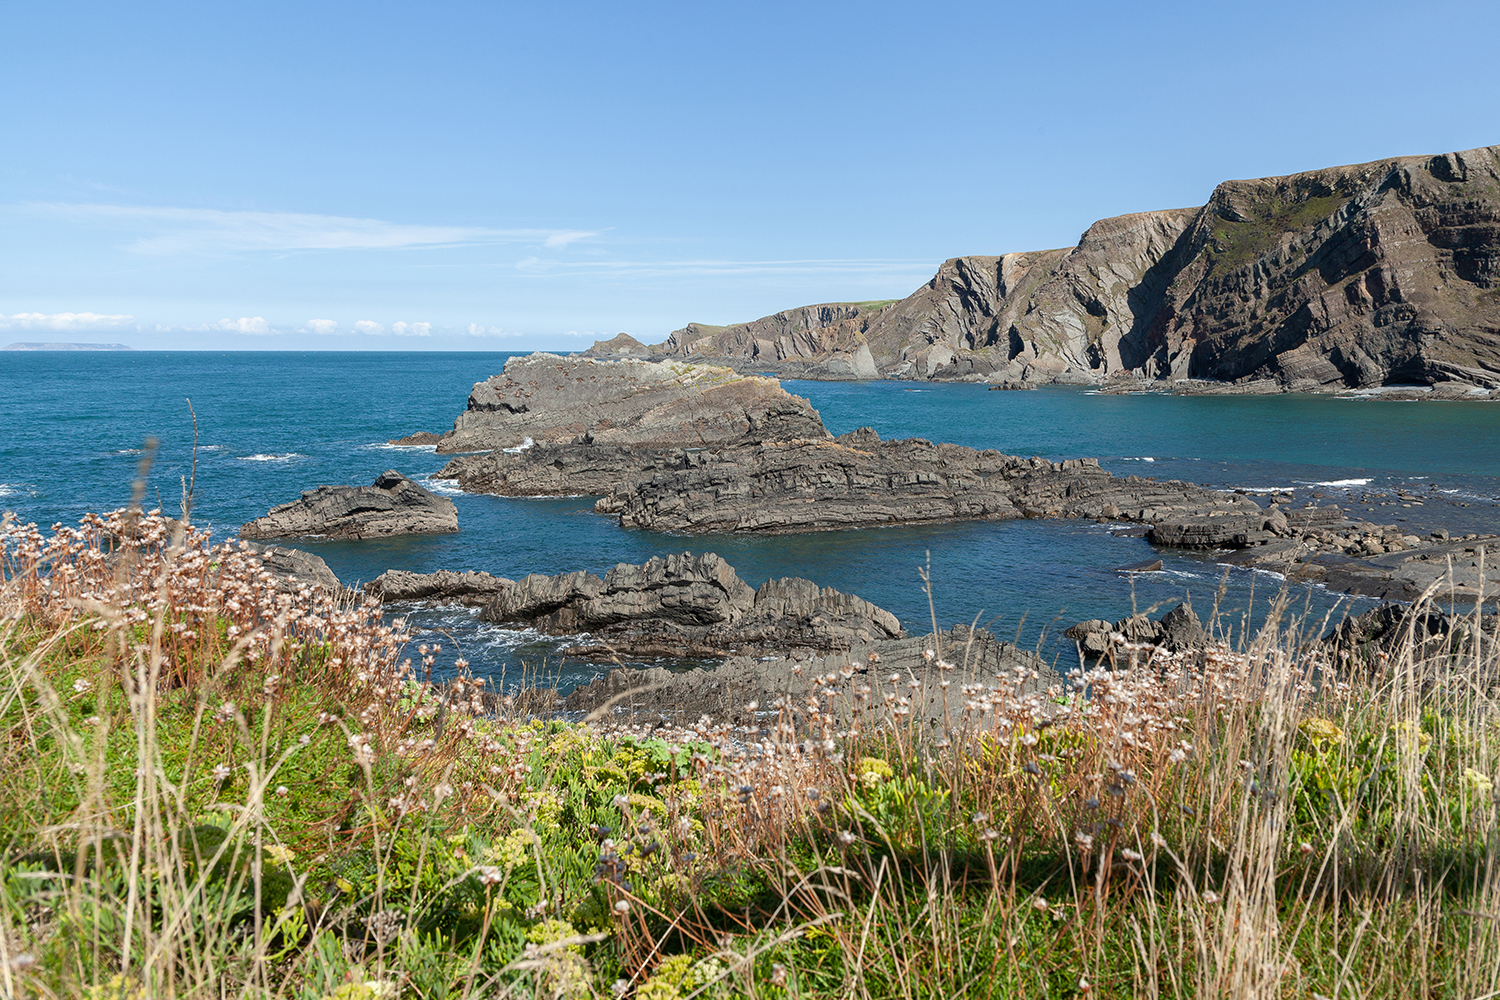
top-left (636, 145), bottom-right (1500, 390)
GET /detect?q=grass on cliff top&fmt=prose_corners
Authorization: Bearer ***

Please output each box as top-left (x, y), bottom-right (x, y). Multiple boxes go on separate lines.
top-left (2, 508), bottom-right (1499, 999)
top-left (1208, 192), bottom-right (1349, 275)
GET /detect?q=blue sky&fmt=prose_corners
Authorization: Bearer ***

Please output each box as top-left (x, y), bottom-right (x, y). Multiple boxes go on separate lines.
top-left (3, 0), bottom-right (1497, 351)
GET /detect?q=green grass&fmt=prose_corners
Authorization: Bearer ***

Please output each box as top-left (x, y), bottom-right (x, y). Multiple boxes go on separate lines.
top-left (1208, 192), bottom-right (1349, 274)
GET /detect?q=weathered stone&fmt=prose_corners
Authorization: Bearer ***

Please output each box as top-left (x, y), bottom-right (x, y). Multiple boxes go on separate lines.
top-left (480, 553), bottom-right (901, 659)
top-left (240, 471), bottom-right (458, 540)
top-left (434, 354), bottom-right (828, 453)
top-left (241, 542), bottom-right (345, 594)
top-left (366, 569), bottom-right (512, 605)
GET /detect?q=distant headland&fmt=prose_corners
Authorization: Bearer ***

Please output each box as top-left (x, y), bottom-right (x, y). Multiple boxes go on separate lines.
top-left (3, 342), bottom-right (134, 351)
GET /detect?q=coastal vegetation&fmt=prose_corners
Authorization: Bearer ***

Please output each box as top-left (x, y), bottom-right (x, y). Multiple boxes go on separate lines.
top-left (2, 507), bottom-right (1498, 998)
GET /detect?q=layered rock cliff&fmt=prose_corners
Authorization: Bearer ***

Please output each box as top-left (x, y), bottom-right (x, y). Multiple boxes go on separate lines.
top-left (649, 145), bottom-right (1500, 389)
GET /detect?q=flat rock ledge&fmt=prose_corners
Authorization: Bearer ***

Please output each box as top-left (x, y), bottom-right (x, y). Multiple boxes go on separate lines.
top-left (479, 552), bottom-right (902, 659)
top-left (563, 624), bottom-right (1061, 726)
top-left (596, 427), bottom-right (1263, 533)
top-left (240, 470), bottom-right (458, 540)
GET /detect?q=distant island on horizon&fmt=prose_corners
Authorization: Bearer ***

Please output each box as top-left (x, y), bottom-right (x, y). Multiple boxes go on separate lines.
top-left (3, 342), bottom-right (134, 351)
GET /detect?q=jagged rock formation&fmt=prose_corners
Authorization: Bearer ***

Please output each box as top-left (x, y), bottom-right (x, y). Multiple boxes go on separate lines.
top-left (595, 426), bottom-right (1264, 533)
top-left (433, 354), bottom-right (828, 453)
top-left (240, 471), bottom-right (458, 540)
top-left (562, 624), bottom-right (1059, 724)
top-left (478, 552), bottom-right (902, 659)
top-left (648, 145), bottom-right (1500, 390)
top-left (365, 569), bottom-right (512, 605)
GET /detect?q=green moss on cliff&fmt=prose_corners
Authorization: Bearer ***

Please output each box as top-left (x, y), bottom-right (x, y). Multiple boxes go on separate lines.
top-left (1208, 192), bottom-right (1348, 274)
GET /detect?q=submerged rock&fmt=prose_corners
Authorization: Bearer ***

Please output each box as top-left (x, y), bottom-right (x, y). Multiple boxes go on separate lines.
top-left (240, 470), bottom-right (458, 540)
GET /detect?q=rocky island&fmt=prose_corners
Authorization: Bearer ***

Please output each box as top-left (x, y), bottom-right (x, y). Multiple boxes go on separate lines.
top-left (241, 470), bottom-right (458, 540)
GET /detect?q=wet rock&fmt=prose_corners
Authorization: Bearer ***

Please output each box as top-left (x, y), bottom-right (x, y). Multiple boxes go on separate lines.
top-left (240, 471), bottom-right (458, 540)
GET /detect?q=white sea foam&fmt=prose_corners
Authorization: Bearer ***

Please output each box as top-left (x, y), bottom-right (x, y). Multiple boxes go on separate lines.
top-left (419, 477), bottom-right (465, 496)
top-left (1308, 478), bottom-right (1372, 488)
top-left (366, 441), bottom-right (437, 453)
top-left (1120, 456), bottom-right (1156, 463)
top-left (1238, 486), bottom-right (1298, 494)
top-left (237, 453), bottom-right (303, 462)
top-left (0, 483), bottom-right (37, 498)
top-left (198, 444), bottom-right (224, 451)
top-left (502, 437), bottom-right (535, 454)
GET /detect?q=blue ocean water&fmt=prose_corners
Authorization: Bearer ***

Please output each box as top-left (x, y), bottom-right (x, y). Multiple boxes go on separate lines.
top-left (4, 351), bottom-right (1499, 690)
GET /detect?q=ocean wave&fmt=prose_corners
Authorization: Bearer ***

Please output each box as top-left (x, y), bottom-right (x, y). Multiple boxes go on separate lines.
top-left (1120, 456), bottom-right (1156, 463)
top-left (237, 453), bottom-right (303, 462)
top-left (1238, 486), bottom-right (1298, 494)
top-left (0, 482), bottom-right (39, 498)
top-left (365, 442), bottom-right (438, 453)
top-left (198, 444), bottom-right (224, 451)
top-left (110, 448), bottom-right (144, 456)
top-left (418, 477), bottom-right (465, 496)
top-left (502, 437), bottom-right (535, 455)
top-left (1307, 478), bottom-right (1372, 488)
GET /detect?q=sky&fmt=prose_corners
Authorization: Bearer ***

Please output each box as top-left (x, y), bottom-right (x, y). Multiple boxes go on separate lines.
top-left (2, 0), bottom-right (1498, 352)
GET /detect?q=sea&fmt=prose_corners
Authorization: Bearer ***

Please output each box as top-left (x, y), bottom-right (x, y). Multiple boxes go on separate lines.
top-left (4, 351), bottom-right (1499, 692)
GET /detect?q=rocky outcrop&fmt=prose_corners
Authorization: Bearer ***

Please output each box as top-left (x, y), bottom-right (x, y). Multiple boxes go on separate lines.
top-left (437, 442), bottom-right (683, 497)
top-left (648, 145), bottom-right (1500, 391)
top-left (1065, 602), bottom-right (1206, 657)
top-left (365, 569), bottom-right (512, 605)
top-left (479, 552), bottom-right (902, 659)
top-left (595, 426), bottom-right (1263, 534)
top-left (580, 333), bottom-right (653, 357)
top-left (240, 471), bottom-right (458, 540)
top-left (241, 542), bottom-right (346, 595)
top-left (1221, 531), bottom-right (1500, 601)
top-left (562, 624), bottom-right (1059, 725)
top-left (434, 354), bottom-right (829, 454)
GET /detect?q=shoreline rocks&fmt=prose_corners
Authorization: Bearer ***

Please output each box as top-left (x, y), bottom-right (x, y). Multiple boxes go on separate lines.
top-left (240, 470), bottom-right (458, 541)
top-left (480, 552), bottom-right (902, 659)
top-left (365, 569), bottom-right (512, 605)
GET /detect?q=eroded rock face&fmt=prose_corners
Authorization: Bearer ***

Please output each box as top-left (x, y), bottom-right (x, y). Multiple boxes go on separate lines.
top-left (240, 471), bottom-right (458, 540)
top-left (435, 354), bottom-right (829, 453)
top-left (649, 146), bottom-right (1500, 390)
top-left (1065, 603), bottom-right (1206, 656)
top-left (479, 552), bottom-right (902, 658)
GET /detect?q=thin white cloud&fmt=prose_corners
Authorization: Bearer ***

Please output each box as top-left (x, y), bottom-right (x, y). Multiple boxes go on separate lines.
top-left (353, 320), bottom-right (383, 335)
top-left (19, 203), bottom-right (601, 256)
top-left (214, 316), bottom-right (272, 334)
top-left (305, 318), bottom-right (338, 334)
top-left (465, 323), bottom-right (536, 338)
top-left (542, 231), bottom-right (596, 249)
top-left (390, 321), bottom-right (431, 337)
top-left (0, 311), bottom-right (134, 330)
